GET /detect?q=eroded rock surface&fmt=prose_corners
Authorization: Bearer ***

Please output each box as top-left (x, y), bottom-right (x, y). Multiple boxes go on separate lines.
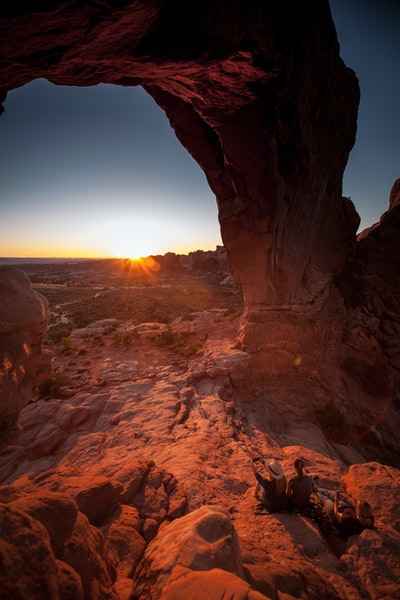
top-left (0, 306), bottom-right (399, 599)
top-left (1, 2), bottom-right (400, 598)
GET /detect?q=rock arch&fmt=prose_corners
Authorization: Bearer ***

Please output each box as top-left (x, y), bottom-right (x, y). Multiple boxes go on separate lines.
top-left (1, 1), bottom-right (399, 396)
top-left (0, 1), bottom-right (359, 310)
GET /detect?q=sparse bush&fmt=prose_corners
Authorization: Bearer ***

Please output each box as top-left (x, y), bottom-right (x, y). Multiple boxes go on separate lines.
top-left (47, 323), bottom-right (73, 344)
top-left (61, 336), bottom-right (73, 353)
top-left (315, 400), bottom-right (352, 443)
top-left (112, 331), bottom-right (139, 346)
top-left (186, 344), bottom-right (199, 356)
top-left (155, 328), bottom-right (198, 356)
top-left (156, 329), bottom-right (178, 347)
top-left (38, 369), bottom-right (71, 398)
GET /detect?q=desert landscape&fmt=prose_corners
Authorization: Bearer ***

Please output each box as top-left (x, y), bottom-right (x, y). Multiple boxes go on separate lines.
top-left (1, 1), bottom-right (400, 598)
top-left (0, 253), bottom-right (399, 599)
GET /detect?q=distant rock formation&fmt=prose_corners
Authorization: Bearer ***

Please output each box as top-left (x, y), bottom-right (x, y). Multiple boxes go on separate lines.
top-left (0, 267), bottom-right (52, 437)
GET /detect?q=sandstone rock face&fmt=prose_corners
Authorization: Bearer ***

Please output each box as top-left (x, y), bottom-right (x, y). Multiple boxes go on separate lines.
top-left (1, 2), bottom-right (398, 403)
top-left (0, 1), bottom-right (359, 314)
top-left (1, 4), bottom-right (400, 597)
top-left (0, 489), bottom-right (118, 600)
top-left (0, 267), bottom-right (52, 436)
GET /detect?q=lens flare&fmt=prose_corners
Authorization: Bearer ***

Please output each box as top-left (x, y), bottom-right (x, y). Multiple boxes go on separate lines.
top-left (294, 355), bottom-right (302, 367)
top-left (122, 255), bottom-right (161, 280)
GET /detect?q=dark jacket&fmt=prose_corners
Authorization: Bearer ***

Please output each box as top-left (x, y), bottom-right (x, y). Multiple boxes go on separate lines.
top-left (255, 472), bottom-right (291, 513)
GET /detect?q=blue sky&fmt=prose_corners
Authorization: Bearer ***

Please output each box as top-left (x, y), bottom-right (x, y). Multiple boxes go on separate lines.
top-left (0, 1), bottom-right (399, 258)
top-left (0, 83), bottom-right (221, 258)
top-left (330, 0), bottom-right (400, 225)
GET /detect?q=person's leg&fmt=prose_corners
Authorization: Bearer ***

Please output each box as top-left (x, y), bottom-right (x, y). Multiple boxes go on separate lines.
top-left (319, 494), bottom-right (335, 521)
top-left (254, 481), bottom-right (262, 500)
top-left (318, 489), bottom-right (335, 501)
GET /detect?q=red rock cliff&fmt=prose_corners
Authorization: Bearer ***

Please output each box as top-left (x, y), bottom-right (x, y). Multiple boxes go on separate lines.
top-left (1, 2), bottom-right (399, 398)
top-left (0, 1), bottom-right (359, 310)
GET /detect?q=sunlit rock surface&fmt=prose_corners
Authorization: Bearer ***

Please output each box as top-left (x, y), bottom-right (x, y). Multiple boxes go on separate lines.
top-left (0, 306), bottom-right (399, 599)
top-left (1, 1), bottom-right (400, 598)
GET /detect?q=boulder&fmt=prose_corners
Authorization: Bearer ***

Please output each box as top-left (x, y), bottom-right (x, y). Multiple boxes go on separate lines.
top-left (0, 503), bottom-right (60, 599)
top-left (9, 491), bottom-right (78, 556)
top-left (22, 467), bottom-right (124, 526)
top-left (0, 267), bottom-right (52, 436)
top-left (0, 486), bottom-right (119, 599)
top-left (131, 504), bottom-right (245, 599)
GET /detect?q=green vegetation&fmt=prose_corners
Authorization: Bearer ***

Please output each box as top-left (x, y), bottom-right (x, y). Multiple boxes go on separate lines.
top-left (61, 336), bottom-right (73, 353)
top-left (35, 274), bottom-right (243, 338)
top-left (38, 369), bottom-right (72, 398)
top-left (155, 328), bottom-right (199, 356)
top-left (111, 330), bottom-right (139, 347)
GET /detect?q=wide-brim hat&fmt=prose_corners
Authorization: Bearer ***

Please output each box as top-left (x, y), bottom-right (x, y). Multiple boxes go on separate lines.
top-left (265, 459), bottom-right (284, 480)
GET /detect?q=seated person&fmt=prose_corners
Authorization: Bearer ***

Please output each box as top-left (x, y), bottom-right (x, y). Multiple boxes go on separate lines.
top-left (251, 457), bottom-right (291, 514)
top-left (286, 458), bottom-right (317, 509)
top-left (318, 490), bottom-right (374, 537)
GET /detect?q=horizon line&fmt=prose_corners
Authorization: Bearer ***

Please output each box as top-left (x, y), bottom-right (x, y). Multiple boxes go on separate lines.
top-left (0, 247), bottom-right (224, 262)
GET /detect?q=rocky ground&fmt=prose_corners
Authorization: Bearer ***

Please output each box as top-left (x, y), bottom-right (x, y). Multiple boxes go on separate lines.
top-left (0, 266), bottom-right (399, 599)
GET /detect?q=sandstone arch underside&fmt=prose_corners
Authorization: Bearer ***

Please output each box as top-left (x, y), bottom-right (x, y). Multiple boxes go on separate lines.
top-left (1, 1), bottom-right (399, 392)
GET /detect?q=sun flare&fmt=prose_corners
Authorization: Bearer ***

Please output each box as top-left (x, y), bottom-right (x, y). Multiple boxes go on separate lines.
top-left (122, 255), bottom-right (161, 278)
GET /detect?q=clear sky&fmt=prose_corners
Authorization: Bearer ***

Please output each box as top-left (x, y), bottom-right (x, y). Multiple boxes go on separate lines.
top-left (0, 1), bottom-right (399, 259)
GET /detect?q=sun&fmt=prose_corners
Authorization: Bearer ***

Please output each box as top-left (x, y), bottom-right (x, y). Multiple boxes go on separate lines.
top-left (106, 220), bottom-right (161, 260)
top-left (112, 238), bottom-right (156, 261)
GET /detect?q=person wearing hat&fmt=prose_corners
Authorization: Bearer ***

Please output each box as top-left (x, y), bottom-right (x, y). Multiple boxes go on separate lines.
top-left (251, 457), bottom-right (291, 514)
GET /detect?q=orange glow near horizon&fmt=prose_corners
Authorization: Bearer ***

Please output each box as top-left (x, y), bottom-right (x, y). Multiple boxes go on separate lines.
top-left (122, 255), bottom-right (161, 278)
top-left (0, 237), bottom-right (219, 260)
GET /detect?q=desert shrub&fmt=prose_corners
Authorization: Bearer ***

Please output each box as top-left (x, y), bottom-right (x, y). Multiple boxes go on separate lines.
top-left (341, 356), bottom-right (390, 398)
top-left (155, 329), bottom-right (198, 355)
top-left (112, 331), bottom-right (139, 346)
top-left (156, 329), bottom-right (178, 347)
top-left (61, 336), bottom-right (73, 353)
top-left (186, 343), bottom-right (199, 356)
top-left (76, 331), bottom-right (91, 341)
top-left (38, 369), bottom-right (71, 398)
top-left (315, 400), bottom-right (352, 443)
top-left (47, 323), bottom-right (73, 344)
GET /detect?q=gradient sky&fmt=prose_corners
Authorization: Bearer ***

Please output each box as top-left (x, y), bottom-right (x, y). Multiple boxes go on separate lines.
top-left (0, 0), bottom-right (399, 259)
